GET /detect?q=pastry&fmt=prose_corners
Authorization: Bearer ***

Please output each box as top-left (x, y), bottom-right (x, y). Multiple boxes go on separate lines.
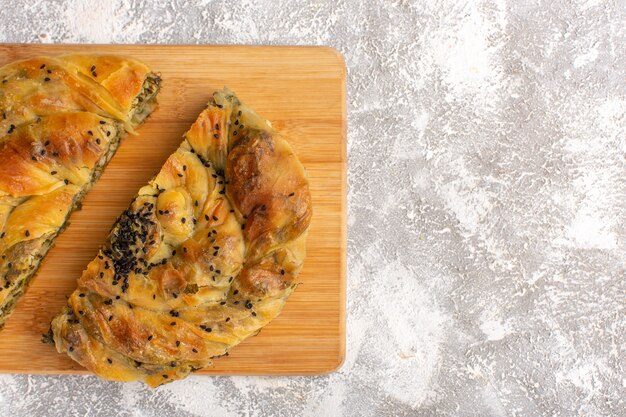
top-left (0, 55), bottom-right (161, 328)
top-left (50, 88), bottom-right (312, 386)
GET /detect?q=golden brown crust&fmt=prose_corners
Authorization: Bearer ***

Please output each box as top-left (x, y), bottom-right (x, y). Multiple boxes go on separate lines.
top-left (0, 54), bottom-right (160, 327)
top-left (51, 88), bottom-right (312, 387)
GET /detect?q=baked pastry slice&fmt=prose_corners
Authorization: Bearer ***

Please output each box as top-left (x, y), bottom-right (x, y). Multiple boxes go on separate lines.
top-left (0, 55), bottom-right (161, 328)
top-left (51, 88), bottom-right (312, 387)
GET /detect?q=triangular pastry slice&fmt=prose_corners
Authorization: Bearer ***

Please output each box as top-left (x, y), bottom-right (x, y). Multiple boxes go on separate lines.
top-left (0, 55), bottom-right (161, 328)
top-left (51, 89), bottom-right (312, 387)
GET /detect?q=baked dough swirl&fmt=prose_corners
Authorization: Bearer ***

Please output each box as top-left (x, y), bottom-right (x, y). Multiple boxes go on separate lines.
top-left (51, 89), bottom-right (312, 386)
top-left (0, 55), bottom-right (160, 328)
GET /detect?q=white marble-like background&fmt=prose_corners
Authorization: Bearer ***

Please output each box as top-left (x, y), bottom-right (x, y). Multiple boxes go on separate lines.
top-left (0, 0), bottom-right (624, 416)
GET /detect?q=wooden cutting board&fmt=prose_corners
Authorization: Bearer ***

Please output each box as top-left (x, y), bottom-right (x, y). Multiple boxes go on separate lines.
top-left (0, 45), bottom-right (346, 376)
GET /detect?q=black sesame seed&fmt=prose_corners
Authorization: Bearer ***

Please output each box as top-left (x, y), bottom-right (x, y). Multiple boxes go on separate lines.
top-left (44, 77), bottom-right (50, 82)
top-left (205, 214), bottom-right (209, 221)
top-left (40, 64), bottom-right (46, 69)
top-left (99, 120), bottom-right (106, 125)
top-left (50, 170), bottom-right (57, 175)
top-left (147, 335), bottom-right (153, 341)
top-left (108, 315), bottom-right (113, 321)
top-left (25, 230), bottom-right (30, 237)
top-left (171, 250), bottom-right (176, 256)
top-left (175, 340), bottom-right (180, 347)
top-left (162, 374), bottom-right (168, 379)
top-left (79, 293), bottom-right (85, 298)
top-left (225, 317), bottom-right (230, 322)
top-left (177, 173), bottom-right (183, 177)
top-left (252, 312), bottom-right (257, 317)
top-left (214, 134), bottom-right (219, 139)
top-left (233, 290), bottom-right (239, 295)
top-left (182, 165), bottom-right (187, 171)
top-left (87, 130), bottom-right (93, 136)
top-left (68, 346), bottom-right (74, 352)
top-left (96, 138), bottom-right (101, 144)
top-left (91, 65), bottom-right (96, 71)
top-left (170, 321), bottom-right (176, 326)
top-left (44, 140), bottom-right (50, 146)
top-left (192, 348), bottom-right (198, 353)
top-left (280, 269), bottom-right (285, 275)
top-left (212, 215), bottom-right (218, 221)
top-left (92, 71), bottom-right (97, 77)
top-left (107, 358), bottom-right (112, 364)
top-left (64, 179), bottom-right (69, 185)
top-left (288, 192), bottom-right (295, 197)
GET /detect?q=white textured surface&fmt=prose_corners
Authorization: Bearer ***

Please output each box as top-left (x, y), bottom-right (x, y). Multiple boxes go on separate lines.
top-left (1, 1), bottom-right (625, 416)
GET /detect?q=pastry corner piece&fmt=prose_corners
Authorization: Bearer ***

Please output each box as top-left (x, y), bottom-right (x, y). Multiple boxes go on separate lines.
top-left (51, 88), bottom-right (312, 387)
top-left (0, 55), bottom-right (161, 328)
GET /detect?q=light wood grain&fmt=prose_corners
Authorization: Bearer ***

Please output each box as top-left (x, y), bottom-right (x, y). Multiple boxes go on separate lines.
top-left (0, 44), bottom-right (346, 376)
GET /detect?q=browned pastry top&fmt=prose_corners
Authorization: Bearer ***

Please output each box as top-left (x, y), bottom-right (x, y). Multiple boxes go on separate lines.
top-left (0, 55), bottom-right (156, 312)
top-left (52, 89), bottom-right (312, 387)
